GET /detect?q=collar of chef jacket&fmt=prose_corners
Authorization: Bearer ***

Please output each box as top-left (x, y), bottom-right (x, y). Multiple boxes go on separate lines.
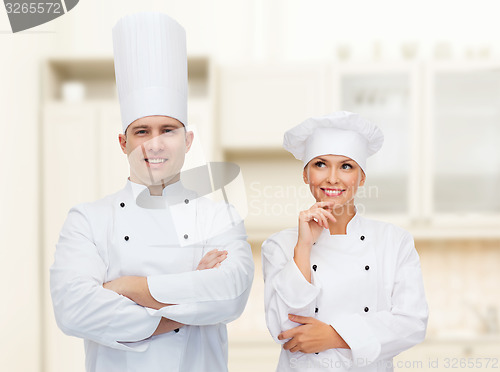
top-left (314, 210), bottom-right (364, 251)
top-left (126, 179), bottom-right (200, 247)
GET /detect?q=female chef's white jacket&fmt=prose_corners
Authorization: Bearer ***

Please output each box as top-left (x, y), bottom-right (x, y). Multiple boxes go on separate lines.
top-left (262, 212), bottom-right (428, 372)
top-left (50, 180), bottom-right (254, 372)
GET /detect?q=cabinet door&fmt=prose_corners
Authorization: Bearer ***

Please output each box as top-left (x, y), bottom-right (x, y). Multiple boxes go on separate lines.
top-left (97, 104), bottom-right (129, 197)
top-left (42, 103), bottom-right (97, 372)
top-left (429, 64), bottom-right (500, 217)
top-left (218, 65), bottom-right (326, 149)
top-left (334, 64), bottom-right (420, 219)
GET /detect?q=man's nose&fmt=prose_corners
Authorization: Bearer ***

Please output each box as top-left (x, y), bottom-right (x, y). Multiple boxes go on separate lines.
top-left (146, 134), bottom-right (165, 152)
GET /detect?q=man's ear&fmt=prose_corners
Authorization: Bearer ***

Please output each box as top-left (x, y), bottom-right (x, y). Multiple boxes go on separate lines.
top-left (185, 130), bottom-right (194, 153)
top-left (118, 133), bottom-right (127, 154)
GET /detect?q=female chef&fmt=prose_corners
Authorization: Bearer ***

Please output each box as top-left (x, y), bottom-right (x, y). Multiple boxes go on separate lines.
top-left (262, 111), bottom-right (428, 372)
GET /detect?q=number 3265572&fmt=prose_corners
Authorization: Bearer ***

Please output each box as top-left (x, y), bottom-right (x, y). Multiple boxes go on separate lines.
top-left (5, 2), bottom-right (62, 14)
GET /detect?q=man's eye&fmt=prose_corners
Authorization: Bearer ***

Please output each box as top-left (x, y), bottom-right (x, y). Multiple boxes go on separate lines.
top-left (136, 130), bottom-right (147, 135)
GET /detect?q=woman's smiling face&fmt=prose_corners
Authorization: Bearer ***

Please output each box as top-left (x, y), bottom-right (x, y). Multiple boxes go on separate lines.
top-left (303, 154), bottom-right (365, 212)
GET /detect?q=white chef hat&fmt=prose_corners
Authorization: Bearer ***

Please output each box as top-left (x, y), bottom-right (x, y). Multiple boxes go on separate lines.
top-left (112, 12), bottom-right (187, 132)
top-left (283, 111), bottom-right (384, 173)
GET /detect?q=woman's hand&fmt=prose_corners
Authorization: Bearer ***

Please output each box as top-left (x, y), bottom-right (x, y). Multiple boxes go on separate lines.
top-left (197, 249), bottom-right (228, 270)
top-left (297, 201), bottom-right (336, 248)
top-left (278, 314), bottom-right (349, 354)
top-left (294, 202), bottom-right (336, 282)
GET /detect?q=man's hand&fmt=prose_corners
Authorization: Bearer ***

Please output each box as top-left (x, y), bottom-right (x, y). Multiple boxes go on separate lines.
top-left (197, 249), bottom-right (227, 270)
top-left (277, 314), bottom-right (350, 353)
top-left (103, 276), bottom-right (136, 296)
top-left (152, 317), bottom-right (184, 336)
top-left (104, 276), bottom-right (169, 310)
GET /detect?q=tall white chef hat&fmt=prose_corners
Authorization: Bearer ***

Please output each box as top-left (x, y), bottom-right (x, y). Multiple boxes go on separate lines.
top-left (112, 12), bottom-right (187, 132)
top-left (283, 111), bottom-right (384, 173)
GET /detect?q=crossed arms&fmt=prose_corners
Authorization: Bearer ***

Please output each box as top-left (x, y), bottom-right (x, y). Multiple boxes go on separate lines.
top-left (50, 204), bottom-right (254, 350)
top-left (102, 249), bottom-right (228, 336)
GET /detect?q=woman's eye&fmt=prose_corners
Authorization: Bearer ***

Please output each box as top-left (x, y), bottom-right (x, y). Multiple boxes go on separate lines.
top-left (341, 163), bottom-right (353, 170)
top-left (314, 161), bottom-right (326, 168)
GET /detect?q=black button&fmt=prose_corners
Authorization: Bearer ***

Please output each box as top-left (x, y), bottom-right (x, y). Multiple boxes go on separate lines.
top-left (174, 328), bottom-right (180, 333)
top-left (183, 234), bottom-right (188, 239)
top-left (364, 307), bottom-right (369, 312)
top-left (360, 235), bottom-right (365, 241)
top-left (184, 199), bottom-right (189, 204)
top-left (365, 265), bottom-right (370, 271)
top-left (315, 307), bottom-right (319, 313)
top-left (124, 236), bottom-right (129, 241)
top-left (120, 202), bottom-right (125, 208)
top-left (313, 242), bottom-right (316, 245)
top-left (315, 352), bottom-right (319, 355)
top-left (312, 264), bottom-right (317, 271)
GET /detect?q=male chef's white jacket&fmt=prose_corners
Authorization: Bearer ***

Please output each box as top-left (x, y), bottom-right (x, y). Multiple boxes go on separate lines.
top-left (262, 212), bottom-right (428, 372)
top-left (50, 180), bottom-right (254, 372)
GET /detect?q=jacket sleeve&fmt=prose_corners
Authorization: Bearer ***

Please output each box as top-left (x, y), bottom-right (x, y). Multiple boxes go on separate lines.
top-left (261, 235), bottom-right (353, 364)
top-left (145, 204), bottom-right (254, 325)
top-left (261, 236), bottom-right (321, 344)
top-left (50, 205), bottom-right (161, 351)
top-left (330, 232), bottom-right (429, 367)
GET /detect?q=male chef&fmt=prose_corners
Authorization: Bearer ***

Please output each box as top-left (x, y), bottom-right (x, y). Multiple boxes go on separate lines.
top-left (50, 12), bottom-right (254, 372)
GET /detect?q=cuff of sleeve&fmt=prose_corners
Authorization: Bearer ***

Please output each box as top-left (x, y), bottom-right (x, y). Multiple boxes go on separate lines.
top-left (116, 338), bottom-right (152, 352)
top-left (274, 259), bottom-right (320, 309)
top-left (147, 272), bottom-right (195, 304)
top-left (108, 304), bottom-right (161, 352)
top-left (147, 304), bottom-right (197, 324)
top-left (331, 313), bottom-right (381, 367)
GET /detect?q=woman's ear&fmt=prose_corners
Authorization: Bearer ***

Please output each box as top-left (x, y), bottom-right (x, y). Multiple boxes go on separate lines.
top-left (359, 169), bottom-right (366, 186)
top-left (303, 167), bottom-right (309, 184)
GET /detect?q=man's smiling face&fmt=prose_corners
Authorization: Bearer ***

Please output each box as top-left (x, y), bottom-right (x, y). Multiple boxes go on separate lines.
top-left (119, 115), bottom-right (193, 187)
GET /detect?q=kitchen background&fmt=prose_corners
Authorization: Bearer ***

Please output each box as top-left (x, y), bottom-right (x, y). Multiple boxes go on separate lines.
top-left (1, 0), bottom-right (500, 371)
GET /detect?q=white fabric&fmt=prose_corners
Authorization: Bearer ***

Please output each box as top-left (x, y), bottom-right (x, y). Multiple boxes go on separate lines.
top-left (262, 212), bottom-right (428, 372)
top-left (50, 180), bottom-right (254, 372)
top-left (113, 12), bottom-right (188, 131)
top-left (283, 111), bottom-right (384, 172)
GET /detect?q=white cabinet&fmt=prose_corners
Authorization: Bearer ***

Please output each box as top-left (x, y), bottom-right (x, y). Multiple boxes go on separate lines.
top-left (332, 63), bottom-right (421, 221)
top-left (217, 62), bottom-right (500, 237)
top-left (424, 62), bottom-right (500, 224)
top-left (218, 64), bottom-right (327, 149)
top-left (97, 104), bottom-right (130, 196)
top-left (42, 103), bottom-right (97, 372)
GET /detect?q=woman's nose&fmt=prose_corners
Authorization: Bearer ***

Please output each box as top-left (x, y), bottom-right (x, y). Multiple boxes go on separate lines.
top-left (327, 169), bottom-right (339, 184)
